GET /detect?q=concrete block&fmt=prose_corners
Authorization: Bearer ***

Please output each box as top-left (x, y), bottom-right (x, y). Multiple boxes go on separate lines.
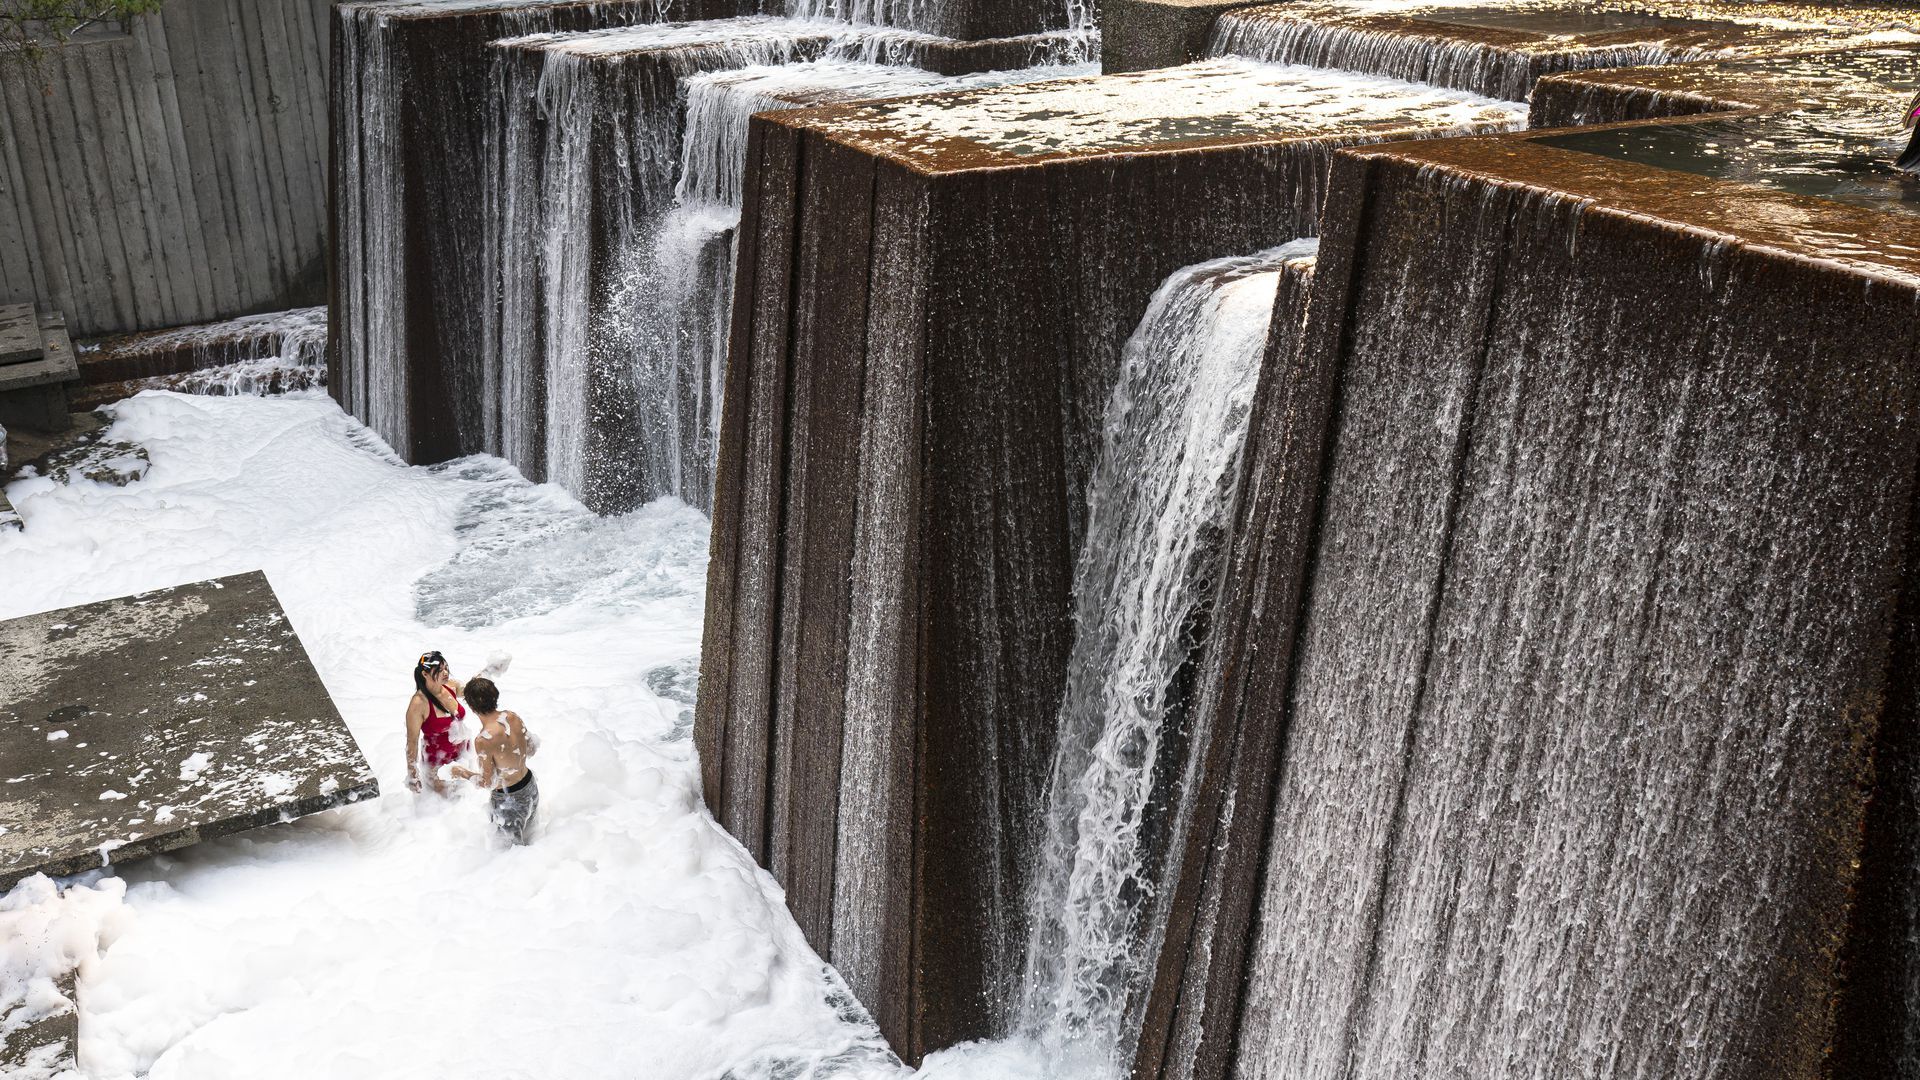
top-left (0, 572), bottom-right (379, 892)
top-left (1151, 43), bottom-right (1920, 1080)
top-left (1207, 0), bottom-right (1914, 101)
top-left (0, 308), bottom-right (78, 434)
top-left (698, 61), bottom-right (1525, 1060)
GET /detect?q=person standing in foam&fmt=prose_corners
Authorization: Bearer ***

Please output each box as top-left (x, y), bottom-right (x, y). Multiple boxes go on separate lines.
top-left (451, 677), bottom-right (541, 844)
top-left (406, 651), bottom-right (470, 795)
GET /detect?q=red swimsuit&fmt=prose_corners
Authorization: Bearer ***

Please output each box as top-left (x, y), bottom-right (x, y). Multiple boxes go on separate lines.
top-left (421, 690), bottom-right (469, 769)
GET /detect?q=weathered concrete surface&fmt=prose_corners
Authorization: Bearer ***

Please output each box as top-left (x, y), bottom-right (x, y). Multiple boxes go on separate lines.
top-left (1101, 0), bottom-right (1263, 73)
top-left (0, 307), bottom-right (77, 434)
top-left (0, 572), bottom-right (378, 892)
top-left (0, 0), bottom-right (333, 338)
top-left (697, 62), bottom-right (1523, 1060)
top-left (0, 971), bottom-right (77, 1076)
top-left (1146, 58), bottom-right (1920, 1080)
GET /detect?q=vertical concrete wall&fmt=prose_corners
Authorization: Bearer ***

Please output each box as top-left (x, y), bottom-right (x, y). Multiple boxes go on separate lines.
top-left (0, 0), bottom-right (331, 338)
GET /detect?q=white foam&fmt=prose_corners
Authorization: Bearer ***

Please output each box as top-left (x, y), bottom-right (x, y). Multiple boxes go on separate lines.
top-left (0, 392), bottom-right (900, 1080)
top-left (831, 58), bottom-right (1527, 160)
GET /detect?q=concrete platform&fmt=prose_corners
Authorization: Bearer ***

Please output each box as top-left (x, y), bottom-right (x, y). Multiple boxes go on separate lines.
top-left (1143, 42), bottom-right (1920, 1080)
top-left (0, 305), bottom-right (78, 434)
top-left (698, 60), bottom-right (1525, 1059)
top-left (0, 572), bottom-right (378, 891)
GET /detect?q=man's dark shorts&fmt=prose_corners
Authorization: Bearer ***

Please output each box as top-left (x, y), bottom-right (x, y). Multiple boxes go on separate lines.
top-left (491, 771), bottom-right (538, 845)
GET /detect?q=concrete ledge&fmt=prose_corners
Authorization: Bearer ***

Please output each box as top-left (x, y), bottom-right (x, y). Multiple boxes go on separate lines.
top-left (0, 572), bottom-right (379, 891)
top-left (1101, 0), bottom-right (1264, 73)
top-left (0, 307), bottom-right (78, 433)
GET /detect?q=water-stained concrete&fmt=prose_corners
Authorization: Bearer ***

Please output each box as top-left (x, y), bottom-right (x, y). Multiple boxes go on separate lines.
top-left (0, 572), bottom-right (377, 891)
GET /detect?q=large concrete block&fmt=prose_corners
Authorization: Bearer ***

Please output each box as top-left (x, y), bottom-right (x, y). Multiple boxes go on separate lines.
top-left (0, 306), bottom-right (77, 434)
top-left (696, 60), bottom-right (1525, 1059)
top-left (0, 572), bottom-right (378, 891)
top-left (482, 19), bottom-right (1084, 512)
top-left (1147, 43), bottom-right (1920, 1080)
top-left (328, 0), bottom-right (749, 468)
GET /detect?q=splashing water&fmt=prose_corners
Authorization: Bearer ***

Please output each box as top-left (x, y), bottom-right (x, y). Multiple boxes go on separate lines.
top-left (1015, 241), bottom-right (1318, 1076)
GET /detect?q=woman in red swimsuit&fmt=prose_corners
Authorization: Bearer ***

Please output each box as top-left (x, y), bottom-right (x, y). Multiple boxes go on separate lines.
top-left (405, 651), bottom-right (470, 795)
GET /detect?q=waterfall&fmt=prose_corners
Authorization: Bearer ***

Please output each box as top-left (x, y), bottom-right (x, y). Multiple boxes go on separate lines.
top-left (1015, 241), bottom-right (1318, 1077)
top-left (780, 0), bottom-right (1097, 53)
top-left (334, 0), bottom-right (682, 467)
top-left (1217, 158), bottom-right (1920, 1080)
top-left (1206, 6), bottom-right (1715, 101)
top-left (333, 4), bottom-right (410, 456)
top-left (490, 19), bottom-right (1089, 510)
top-left (492, 23), bottom-right (823, 507)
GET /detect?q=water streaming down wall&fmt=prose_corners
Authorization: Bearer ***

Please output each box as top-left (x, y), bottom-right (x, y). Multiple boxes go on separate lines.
top-left (329, 0), bottom-right (746, 467)
top-left (1108, 116), bottom-right (1920, 1080)
top-left (489, 22), bottom-right (823, 508)
top-left (491, 21), bottom-right (1098, 507)
top-left (1205, 7), bottom-right (1720, 100)
top-left (72, 307), bottom-right (332, 409)
top-left (329, 0), bottom-right (1085, 476)
top-left (696, 61), bottom-right (1524, 1062)
top-left (488, 22), bottom-right (1086, 510)
top-left (1014, 241), bottom-right (1316, 1080)
top-left (781, 0), bottom-right (1091, 44)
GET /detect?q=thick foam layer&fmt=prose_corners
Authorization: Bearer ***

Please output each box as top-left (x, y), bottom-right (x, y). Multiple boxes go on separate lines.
top-left (0, 392), bottom-right (900, 1079)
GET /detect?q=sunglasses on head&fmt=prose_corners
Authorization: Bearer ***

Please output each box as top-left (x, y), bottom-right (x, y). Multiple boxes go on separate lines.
top-left (419, 651), bottom-right (446, 670)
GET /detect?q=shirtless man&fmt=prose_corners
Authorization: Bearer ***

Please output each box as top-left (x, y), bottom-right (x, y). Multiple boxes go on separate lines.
top-left (450, 677), bottom-right (540, 844)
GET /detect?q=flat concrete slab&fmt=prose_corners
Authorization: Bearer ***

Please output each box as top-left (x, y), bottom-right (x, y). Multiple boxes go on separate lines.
top-left (0, 308), bottom-right (77, 394)
top-left (0, 304), bottom-right (41, 366)
top-left (0, 572), bottom-right (378, 891)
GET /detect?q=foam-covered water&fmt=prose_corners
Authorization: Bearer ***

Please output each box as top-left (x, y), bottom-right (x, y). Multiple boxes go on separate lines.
top-left (826, 59), bottom-right (1526, 160)
top-left (0, 392), bottom-right (902, 1079)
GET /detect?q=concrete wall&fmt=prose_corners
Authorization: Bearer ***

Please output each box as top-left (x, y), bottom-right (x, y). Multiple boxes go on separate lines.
top-left (0, 0), bottom-right (330, 338)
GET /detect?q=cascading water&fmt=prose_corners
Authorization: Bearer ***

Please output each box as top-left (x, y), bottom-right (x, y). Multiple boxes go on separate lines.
top-left (333, 0), bottom-right (685, 466)
top-left (1205, 3), bottom-right (1721, 101)
top-left (491, 19), bottom-right (1089, 510)
top-left (1013, 241), bottom-right (1318, 1077)
top-left (80, 308), bottom-right (332, 401)
top-left (333, 4), bottom-right (409, 454)
top-left (781, 0), bottom-right (1096, 50)
top-left (491, 21), bottom-right (821, 507)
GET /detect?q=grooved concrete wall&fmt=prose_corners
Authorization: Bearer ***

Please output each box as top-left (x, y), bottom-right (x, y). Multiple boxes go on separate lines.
top-left (0, 0), bottom-right (330, 338)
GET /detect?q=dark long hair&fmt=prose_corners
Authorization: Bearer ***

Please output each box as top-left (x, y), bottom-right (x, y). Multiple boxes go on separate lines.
top-left (414, 651), bottom-right (450, 711)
